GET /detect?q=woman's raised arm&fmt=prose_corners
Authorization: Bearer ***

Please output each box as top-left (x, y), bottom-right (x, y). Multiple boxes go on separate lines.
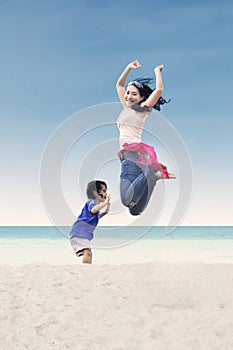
top-left (141, 65), bottom-right (163, 109)
top-left (116, 60), bottom-right (141, 105)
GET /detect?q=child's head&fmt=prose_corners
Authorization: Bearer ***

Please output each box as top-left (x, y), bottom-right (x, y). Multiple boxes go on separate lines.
top-left (126, 78), bottom-right (170, 111)
top-left (86, 180), bottom-right (107, 201)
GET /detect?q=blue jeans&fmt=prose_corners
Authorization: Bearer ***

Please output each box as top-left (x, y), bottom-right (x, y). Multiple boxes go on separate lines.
top-left (120, 151), bottom-right (157, 215)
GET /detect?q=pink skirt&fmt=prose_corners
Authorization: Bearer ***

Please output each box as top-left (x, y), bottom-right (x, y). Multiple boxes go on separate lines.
top-left (118, 142), bottom-right (173, 179)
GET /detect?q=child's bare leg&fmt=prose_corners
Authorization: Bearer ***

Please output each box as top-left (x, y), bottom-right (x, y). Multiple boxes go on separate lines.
top-left (82, 248), bottom-right (92, 264)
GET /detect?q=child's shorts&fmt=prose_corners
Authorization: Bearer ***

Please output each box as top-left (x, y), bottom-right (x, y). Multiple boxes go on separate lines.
top-left (70, 236), bottom-right (91, 257)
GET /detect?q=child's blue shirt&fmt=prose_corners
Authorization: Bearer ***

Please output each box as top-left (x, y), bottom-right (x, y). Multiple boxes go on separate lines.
top-left (69, 199), bottom-right (100, 240)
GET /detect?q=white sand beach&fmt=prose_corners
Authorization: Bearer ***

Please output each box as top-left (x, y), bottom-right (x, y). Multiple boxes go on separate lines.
top-left (1, 261), bottom-right (233, 350)
top-left (1, 238), bottom-right (233, 349)
top-left (1, 238), bottom-right (233, 265)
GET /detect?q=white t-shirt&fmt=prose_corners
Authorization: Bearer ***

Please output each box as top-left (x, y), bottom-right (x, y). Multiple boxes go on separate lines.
top-left (117, 106), bottom-right (149, 148)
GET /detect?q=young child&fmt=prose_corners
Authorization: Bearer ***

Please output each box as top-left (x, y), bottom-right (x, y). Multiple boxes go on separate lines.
top-left (69, 180), bottom-right (110, 264)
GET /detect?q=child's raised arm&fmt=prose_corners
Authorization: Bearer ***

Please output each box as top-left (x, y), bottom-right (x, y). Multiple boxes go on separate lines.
top-left (99, 201), bottom-right (111, 219)
top-left (91, 194), bottom-right (111, 215)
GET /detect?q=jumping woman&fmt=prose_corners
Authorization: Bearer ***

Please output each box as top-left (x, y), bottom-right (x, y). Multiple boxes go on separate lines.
top-left (116, 60), bottom-right (176, 216)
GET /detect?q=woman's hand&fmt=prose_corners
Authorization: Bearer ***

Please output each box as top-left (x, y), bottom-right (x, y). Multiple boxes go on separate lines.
top-left (141, 64), bottom-right (164, 109)
top-left (154, 64), bottom-right (163, 73)
top-left (127, 60), bottom-right (142, 70)
top-left (116, 60), bottom-right (141, 105)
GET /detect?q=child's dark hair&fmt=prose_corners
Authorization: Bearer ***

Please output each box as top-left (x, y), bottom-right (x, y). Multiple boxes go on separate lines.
top-left (86, 180), bottom-right (107, 199)
top-left (129, 77), bottom-right (171, 111)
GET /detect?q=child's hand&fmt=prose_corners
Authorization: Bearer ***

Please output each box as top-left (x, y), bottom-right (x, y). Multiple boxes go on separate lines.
top-left (127, 60), bottom-right (141, 70)
top-left (105, 194), bottom-right (111, 203)
top-left (105, 202), bottom-right (111, 214)
top-left (154, 64), bottom-right (163, 73)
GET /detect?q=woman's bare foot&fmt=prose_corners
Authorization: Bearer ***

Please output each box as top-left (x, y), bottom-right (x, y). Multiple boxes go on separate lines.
top-left (158, 163), bottom-right (176, 179)
top-left (155, 170), bottom-right (176, 180)
top-left (159, 162), bottom-right (167, 169)
top-left (155, 171), bottom-right (163, 180)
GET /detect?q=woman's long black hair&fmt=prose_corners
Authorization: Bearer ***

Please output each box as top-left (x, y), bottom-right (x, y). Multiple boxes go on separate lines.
top-left (132, 77), bottom-right (171, 111)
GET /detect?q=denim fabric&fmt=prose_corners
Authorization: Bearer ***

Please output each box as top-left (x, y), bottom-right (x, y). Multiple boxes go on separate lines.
top-left (120, 152), bottom-right (157, 215)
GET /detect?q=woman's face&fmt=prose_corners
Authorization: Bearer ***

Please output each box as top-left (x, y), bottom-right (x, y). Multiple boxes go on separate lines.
top-left (124, 85), bottom-right (144, 107)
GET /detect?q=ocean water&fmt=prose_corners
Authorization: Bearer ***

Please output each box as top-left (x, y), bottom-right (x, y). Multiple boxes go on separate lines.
top-left (0, 226), bottom-right (233, 240)
top-left (1, 226), bottom-right (233, 265)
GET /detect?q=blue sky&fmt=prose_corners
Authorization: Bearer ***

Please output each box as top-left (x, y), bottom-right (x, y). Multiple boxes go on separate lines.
top-left (0, 0), bottom-right (232, 225)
